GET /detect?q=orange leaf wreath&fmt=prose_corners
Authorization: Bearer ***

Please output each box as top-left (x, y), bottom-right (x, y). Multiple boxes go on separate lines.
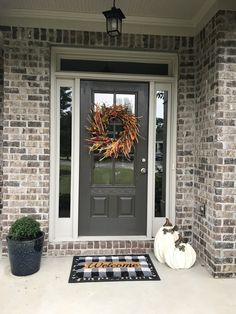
top-left (87, 104), bottom-right (140, 159)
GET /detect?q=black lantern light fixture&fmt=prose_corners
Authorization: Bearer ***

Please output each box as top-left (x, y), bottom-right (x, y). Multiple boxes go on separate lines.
top-left (103, 0), bottom-right (126, 37)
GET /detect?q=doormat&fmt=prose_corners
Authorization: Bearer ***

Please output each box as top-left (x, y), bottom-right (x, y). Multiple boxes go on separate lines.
top-left (69, 254), bottom-right (160, 283)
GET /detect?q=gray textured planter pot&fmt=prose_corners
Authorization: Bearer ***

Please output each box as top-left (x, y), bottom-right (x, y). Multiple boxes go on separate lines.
top-left (7, 232), bottom-right (44, 276)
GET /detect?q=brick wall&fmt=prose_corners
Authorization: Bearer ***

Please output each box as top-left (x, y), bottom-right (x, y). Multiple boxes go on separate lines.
top-left (176, 39), bottom-right (195, 240)
top-left (194, 11), bottom-right (236, 278)
top-left (1, 28), bottom-right (50, 252)
top-left (0, 27), bottom-right (195, 255)
top-left (0, 33), bottom-right (3, 240)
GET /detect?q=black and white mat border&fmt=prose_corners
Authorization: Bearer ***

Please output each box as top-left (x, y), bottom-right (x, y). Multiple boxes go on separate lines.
top-left (69, 254), bottom-right (161, 283)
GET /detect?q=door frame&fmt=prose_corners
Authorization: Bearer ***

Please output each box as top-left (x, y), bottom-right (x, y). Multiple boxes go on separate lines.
top-left (50, 47), bottom-right (178, 241)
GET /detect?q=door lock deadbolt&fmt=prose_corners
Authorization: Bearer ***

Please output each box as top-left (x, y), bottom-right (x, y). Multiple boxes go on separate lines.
top-left (140, 168), bottom-right (147, 174)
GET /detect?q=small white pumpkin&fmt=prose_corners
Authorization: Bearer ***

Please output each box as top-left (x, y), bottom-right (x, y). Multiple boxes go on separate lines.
top-left (154, 218), bottom-right (179, 263)
top-left (164, 235), bottom-right (196, 269)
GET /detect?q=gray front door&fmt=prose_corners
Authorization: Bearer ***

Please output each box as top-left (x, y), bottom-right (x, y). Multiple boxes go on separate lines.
top-left (79, 80), bottom-right (149, 236)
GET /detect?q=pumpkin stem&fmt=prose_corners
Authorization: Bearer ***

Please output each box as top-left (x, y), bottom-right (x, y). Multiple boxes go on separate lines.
top-left (163, 218), bottom-right (173, 227)
top-left (175, 235), bottom-right (188, 250)
top-left (172, 225), bottom-right (178, 232)
top-left (163, 225), bottom-right (178, 234)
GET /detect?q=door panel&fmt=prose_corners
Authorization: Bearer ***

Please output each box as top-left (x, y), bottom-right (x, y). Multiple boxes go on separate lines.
top-left (79, 80), bottom-right (149, 236)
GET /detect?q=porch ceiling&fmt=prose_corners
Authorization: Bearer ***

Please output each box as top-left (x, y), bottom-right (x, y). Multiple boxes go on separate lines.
top-left (0, 0), bottom-right (235, 36)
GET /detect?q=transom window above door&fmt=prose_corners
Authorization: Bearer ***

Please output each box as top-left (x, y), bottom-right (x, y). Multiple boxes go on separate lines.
top-left (60, 59), bottom-right (169, 76)
top-left (53, 47), bottom-right (177, 77)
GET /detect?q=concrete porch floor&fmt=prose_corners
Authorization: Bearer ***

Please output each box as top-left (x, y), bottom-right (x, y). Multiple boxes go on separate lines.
top-left (0, 254), bottom-right (235, 314)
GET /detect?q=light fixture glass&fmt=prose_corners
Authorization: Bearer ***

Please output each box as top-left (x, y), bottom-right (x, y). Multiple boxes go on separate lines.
top-left (103, 0), bottom-right (125, 37)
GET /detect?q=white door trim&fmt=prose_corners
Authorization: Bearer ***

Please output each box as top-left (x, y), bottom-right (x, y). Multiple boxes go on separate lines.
top-left (50, 47), bottom-right (177, 242)
top-left (152, 83), bottom-right (177, 236)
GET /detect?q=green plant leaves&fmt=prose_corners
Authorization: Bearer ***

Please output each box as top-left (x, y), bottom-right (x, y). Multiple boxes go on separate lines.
top-left (9, 217), bottom-right (41, 241)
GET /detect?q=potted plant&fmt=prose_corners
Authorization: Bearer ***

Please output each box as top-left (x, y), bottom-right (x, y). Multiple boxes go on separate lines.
top-left (7, 217), bottom-right (44, 276)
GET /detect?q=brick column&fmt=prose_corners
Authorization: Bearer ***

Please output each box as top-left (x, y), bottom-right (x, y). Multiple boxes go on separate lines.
top-left (0, 32), bottom-right (3, 241)
top-left (1, 28), bottom-right (50, 253)
top-left (194, 11), bottom-right (236, 278)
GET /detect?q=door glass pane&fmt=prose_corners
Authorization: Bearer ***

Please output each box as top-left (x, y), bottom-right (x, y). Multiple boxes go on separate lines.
top-left (92, 92), bottom-right (136, 186)
top-left (94, 93), bottom-right (113, 106)
top-left (107, 117), bottom-right (123, 139)
top-left (155, 91), bottom-right (168, 217)
top-left (116, 94), bottom-right (135, 113)
top-left (115, 155), bottom-right (134, 185)
top-left (59, 86), bottom-right (72, 218)
top-left (93, 156), bottom-right (113, 185)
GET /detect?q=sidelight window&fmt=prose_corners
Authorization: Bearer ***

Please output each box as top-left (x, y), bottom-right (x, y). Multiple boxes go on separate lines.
top-left (155, 91), bottom-right (168, 217)
top-left (59, 87), bottom-right (72, 218)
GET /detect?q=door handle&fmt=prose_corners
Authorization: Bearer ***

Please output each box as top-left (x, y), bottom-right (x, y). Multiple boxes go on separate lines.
top-left (140, 168), bottom-right (147, 174)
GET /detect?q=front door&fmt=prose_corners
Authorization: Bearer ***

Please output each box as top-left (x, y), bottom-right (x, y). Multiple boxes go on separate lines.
top-left (79, 80), bottom-right (149, 236)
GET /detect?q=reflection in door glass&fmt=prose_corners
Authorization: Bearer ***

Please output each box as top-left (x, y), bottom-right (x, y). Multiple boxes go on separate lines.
top-left (107, 117), bottom-right (124, 139)
top-left (59, 87), bottom-right (72, 218)
top-left (94, 93), bottom-right (113, 106)
top-left (116, 94), bottom-right (135, 113)
top-left (93, 156), bottom-right (113, 185)
top-left (115, 155), bottom-right (134, 185)
top-left (155, 91), bottom-right (167, 217)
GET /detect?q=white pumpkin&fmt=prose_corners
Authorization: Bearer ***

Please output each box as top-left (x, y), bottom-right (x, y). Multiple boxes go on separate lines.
top-left (164, 236), bottom-right (196, 269)
top-left (154, 218), bottom-right (179, 263)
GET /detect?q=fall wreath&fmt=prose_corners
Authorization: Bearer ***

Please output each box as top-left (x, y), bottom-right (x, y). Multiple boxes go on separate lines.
top-left (87, 104), bottom-right (140, 159)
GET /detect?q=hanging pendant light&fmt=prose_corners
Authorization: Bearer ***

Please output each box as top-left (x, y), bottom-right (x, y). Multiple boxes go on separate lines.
top-left (103, 0), bottom-right (126, 37)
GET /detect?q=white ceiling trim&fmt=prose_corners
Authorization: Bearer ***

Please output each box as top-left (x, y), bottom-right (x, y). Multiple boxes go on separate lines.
top-left (0, 9), bottom-right (195, 28)
top-left (1, 9), bottom-right (104, 23)
top-left (0, 9), bottom-right (195, 36)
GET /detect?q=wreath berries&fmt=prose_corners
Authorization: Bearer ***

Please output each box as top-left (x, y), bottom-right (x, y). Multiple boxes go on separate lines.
top-left (87, 104), bottom-right (140, 159)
